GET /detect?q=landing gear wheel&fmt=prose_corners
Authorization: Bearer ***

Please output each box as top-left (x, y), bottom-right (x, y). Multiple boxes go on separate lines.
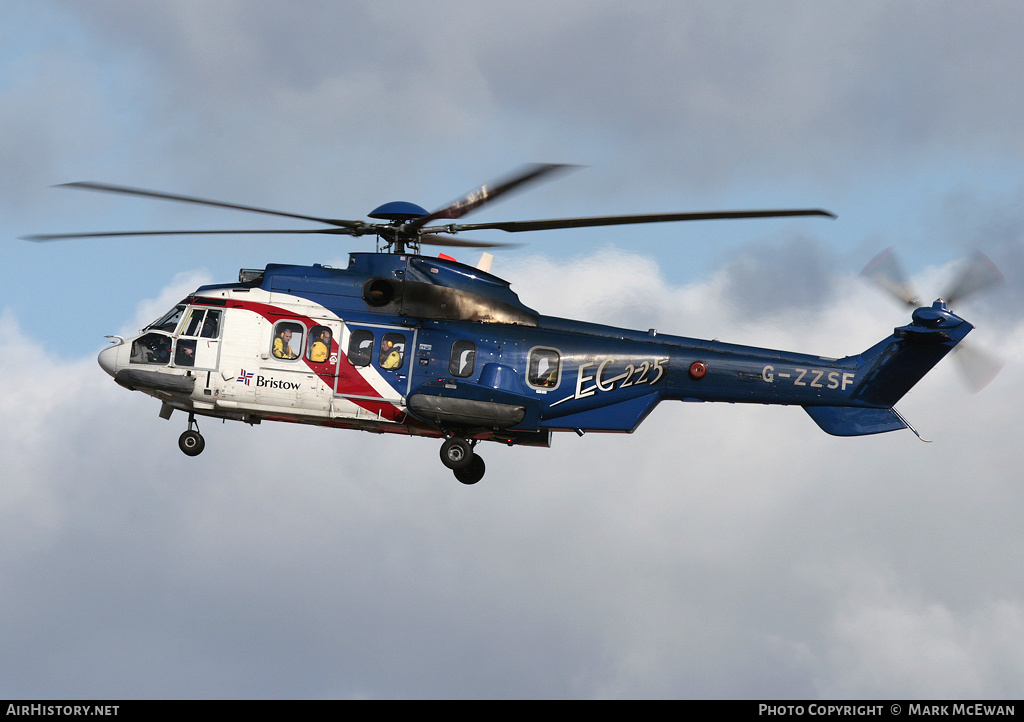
top-left (453, 454), bottom-right (485, 485)
top-left (178, 429), bottom-right (205, 457)
top-left (440, 437), bottom-right (473, 470)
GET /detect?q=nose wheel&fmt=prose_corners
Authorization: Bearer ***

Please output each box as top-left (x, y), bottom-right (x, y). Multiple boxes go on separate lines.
top-left (178, 414), bottom-right (205, 457)
top-left (439, 437), bottom-right (486, 484)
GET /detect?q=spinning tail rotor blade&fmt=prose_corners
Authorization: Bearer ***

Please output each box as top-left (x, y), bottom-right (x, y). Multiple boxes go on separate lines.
top-left (944, 251), bottom-right (1004, 305)
top-left (861, 248), bottom-right (919, 306)
top-left (954, 342), bottom-right (1005, 392)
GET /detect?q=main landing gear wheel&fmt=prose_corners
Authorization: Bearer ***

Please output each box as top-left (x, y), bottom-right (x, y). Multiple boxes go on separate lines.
top-left (453, 454), bottom-right (485, 485)
top-left (178, 412), bottom-right (205, 457)
top-left (440, 437), bottom-right (473, 470)
top-left (178, 429), bottom-right (205, 456)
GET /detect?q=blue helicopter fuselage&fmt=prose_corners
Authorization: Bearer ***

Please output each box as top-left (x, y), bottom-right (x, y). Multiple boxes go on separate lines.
top-left (98, 251), bottom-right (973, 462)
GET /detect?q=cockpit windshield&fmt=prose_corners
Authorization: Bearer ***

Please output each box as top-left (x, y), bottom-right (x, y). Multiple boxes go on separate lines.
top-left (148, 304), bottom-right (186, 333)
top-left (133, 304), bottom-right (222, 368)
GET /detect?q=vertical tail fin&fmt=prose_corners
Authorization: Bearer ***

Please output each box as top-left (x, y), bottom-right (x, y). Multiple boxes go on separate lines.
top-left (804, 301), bottom-right (972, 436)
top-left (849, 301), bottom-right (972, 407)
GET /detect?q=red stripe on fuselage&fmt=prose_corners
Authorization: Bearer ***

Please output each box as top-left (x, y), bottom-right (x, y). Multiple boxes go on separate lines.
top-left (203, 296), bottom-right (404, 422)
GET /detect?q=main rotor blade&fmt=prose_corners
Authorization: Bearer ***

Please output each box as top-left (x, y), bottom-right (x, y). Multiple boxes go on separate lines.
top-left (22, 228), bottom-right (358, 242)
top-left (944, 251), bottom-right (1003, 306)
top-left (418, 234), bottom-right (519, 249)
top-left (57, 182), bottom-right (367, 230)
top-left (423, 208), bottom-right (836, 235)
top-left (407, 163), bottom-right (576, 231)
top-left (861, 248), bottom-right (919, 307)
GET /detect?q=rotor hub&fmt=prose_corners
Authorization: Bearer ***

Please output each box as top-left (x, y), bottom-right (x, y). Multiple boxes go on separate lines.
top-left (367, 201), bottom-right (429, 222)
top-left (912, 299), bottom-right (962, 329)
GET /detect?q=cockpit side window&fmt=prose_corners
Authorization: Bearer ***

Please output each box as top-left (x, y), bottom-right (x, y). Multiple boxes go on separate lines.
top-left (527, 347), bottom-right (561, 388)
top-left (182, 308), bottom-right (205, 337)
top-left (180, 307), bottom-right (223, 339)
top-left (149, 305), bottom-right (186, 333)
top-left (174, 338), bottom-right (197, 367)
top-left (200, 309), bottom-right (221, 339)
top-left (130, 332), bottom-right (172, 365)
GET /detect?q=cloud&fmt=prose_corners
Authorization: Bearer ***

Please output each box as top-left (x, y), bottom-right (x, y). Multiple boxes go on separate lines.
top-left (33, 0), bottom-right (1024, 205)
top-left (121, 268), bottom-right (212, 336)
top-left (817, 562), bottom-right (1024, 697)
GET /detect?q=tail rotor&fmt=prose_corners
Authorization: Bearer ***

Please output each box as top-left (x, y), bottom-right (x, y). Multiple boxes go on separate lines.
top-left (944, 251), bottom-right (1005, 306)
top-left (861, 249), bottom-right (1004, 391)
top-left (861, 248), bottom-right (920, 307)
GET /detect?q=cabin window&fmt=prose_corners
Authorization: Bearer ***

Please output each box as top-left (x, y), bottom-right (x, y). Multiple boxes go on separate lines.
top-left (379, 333), bottom-right (406, 371)
top-left (271, 321), bottom-right (304, 360)
top-left (130, 332), bottom-right (172, 365)
top-left (527, 347), bottom-right (561, 388)
top-left (348, 330), bottom-right (374, 367)
top-left (307, 325), bottom-right (333, 363)
top-left (174, 338), bottom-right (197, 367)
top-left (449, 340), bottom-right (476, 378)
top-left (149, 305), bottom-right (186, 333)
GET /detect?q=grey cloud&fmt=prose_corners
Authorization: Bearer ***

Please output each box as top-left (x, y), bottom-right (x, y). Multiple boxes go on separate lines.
top-left (41, 1), bottom-right (1024, 201)
top-left (717, 235), bottom-right (838, 317)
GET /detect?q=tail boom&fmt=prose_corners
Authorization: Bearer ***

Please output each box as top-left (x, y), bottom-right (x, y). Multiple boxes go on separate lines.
top-left (657, 300), bottom-right (972, 437)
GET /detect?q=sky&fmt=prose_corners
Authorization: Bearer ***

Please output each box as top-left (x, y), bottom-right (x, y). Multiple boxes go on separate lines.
top-left (2, 0), bottom-right (1023, 699)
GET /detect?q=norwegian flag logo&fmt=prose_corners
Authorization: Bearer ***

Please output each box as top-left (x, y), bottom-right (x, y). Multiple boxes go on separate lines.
top-left (237, 370), bottom-right (254, 386)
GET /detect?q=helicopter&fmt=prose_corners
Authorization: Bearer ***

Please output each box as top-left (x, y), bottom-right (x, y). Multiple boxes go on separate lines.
top-left (25, 164), bottom-right (1000, 484)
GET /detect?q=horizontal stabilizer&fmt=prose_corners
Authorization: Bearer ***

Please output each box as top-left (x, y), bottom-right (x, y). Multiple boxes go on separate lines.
top-left (804, 405), bottom-right (908, 436)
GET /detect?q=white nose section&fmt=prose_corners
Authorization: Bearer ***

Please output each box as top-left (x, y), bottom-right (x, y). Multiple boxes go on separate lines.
top-left (98, 343), bottom-right (119, 378)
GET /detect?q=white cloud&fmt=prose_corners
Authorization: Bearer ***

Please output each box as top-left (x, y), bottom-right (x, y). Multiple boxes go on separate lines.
top-left (816, 562), bottom-right (1024, 697)
top-left (122, 268), bottom-right (212, 336)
